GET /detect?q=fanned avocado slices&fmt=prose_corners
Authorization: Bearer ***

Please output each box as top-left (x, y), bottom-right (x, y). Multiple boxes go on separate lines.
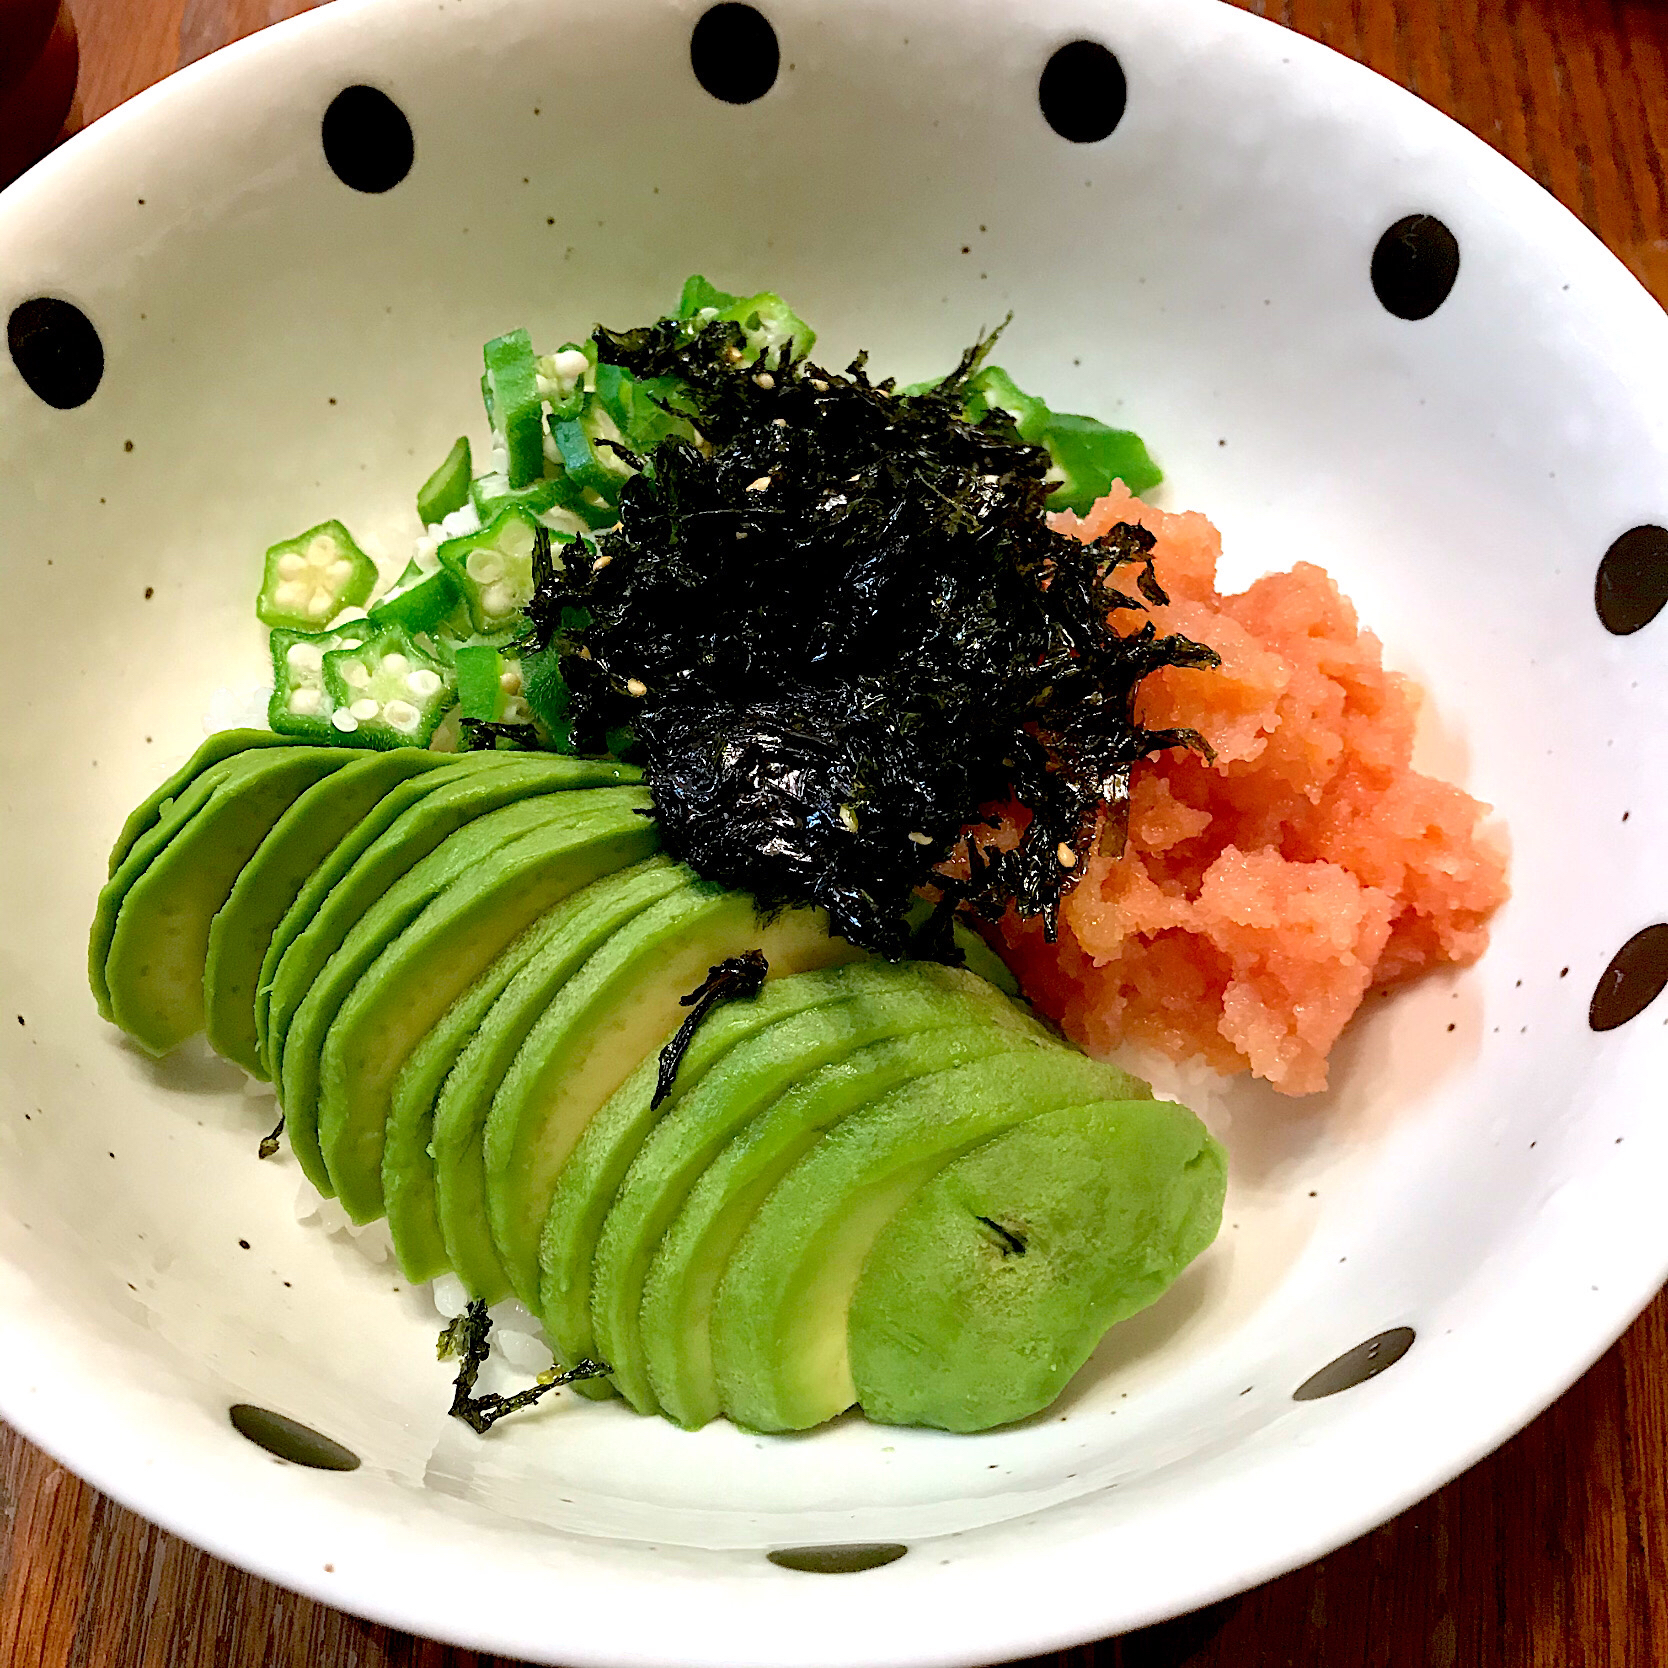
top-left (385, 855), bottom-right (686, 1290)
top-left (588, 971), bottom-right (1055, 1417)
top-left (104, 729), bottom-right (294, 879)
top-left (316, 789), bottom-right (661, 1222)
top-left (538, 959), bottom-right (1034, 1409)
top-left (102, 746), bottom-right (357, 1056)
top-left (850, 1098), bottom-right (1226, 1431)
top-left (423, 860), bottom-right (696, 1303)
top-left (710, 1049), bottom-right (1147, 1433)
top-left (482, 884), bottom-right (862, 1310)
top-left (204, 749), bottom-right (454, 1078)
top-left (262, 753), bottom-right (635, 1097)
top-left (280, 786), bottom-right (650, 1203)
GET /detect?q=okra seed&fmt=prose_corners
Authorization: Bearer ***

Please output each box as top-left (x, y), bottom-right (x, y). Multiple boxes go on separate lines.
top-left (380, 652), bottom-right (410, 676)
top-left (466, 550), bottom-right (505, 583)
top-left (407, 670), bottom-right (443, 698)
top-left (341, 662), bottom-right (371, 688)
top-left (330, 709), bottom-right (359, 733)
top-left (499, 669), bottom-right (523, 694)
top-left (483, 583), bottom-right (515, 615)
top-left (349, 698), bottom-right (381, 722)
top-left (552, 348), bottom-right (589, 383)
top-left (1057, 842), bottom-right (1077, 867)
top-left (277, 554), bottom-right (306, 580)
top-left (383, 700), bottom-right (421, 731)
top-left (307, 537), bottom-right (337, 563)
top-left (625, 678), bottom-right (648, 697)
top-left (274, 580), bottom-right (306, 608)
top-left (307, 593), bottom-right (332, 619)
top-left (327, 559), bottom-right (354, 586)
top-left (288, 688), bottom-right (323, 716)
top-left (286, 642), bottom-right (324, 672)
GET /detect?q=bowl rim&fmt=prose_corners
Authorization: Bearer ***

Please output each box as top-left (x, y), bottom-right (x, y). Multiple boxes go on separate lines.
top-left (2, 0), bottom-right (1666, 1660)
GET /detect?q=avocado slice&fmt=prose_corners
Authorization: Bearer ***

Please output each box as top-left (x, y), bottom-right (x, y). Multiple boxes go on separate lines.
top-left (427, 860), bottom-right (700, 1301)
top-left (105, 729), bottom-right (294, 879)
top-left (588, 973), bottom-right (1055, 1417)
top-left (482, 884), bottom-right (861, 1310)
top-left (262, 753), bottom-right (636, 1091)
top-left (252, 750), bottom-right (512, 1077)
top-left (91, 753), bottom-right (244, 1019)
top-left (539, 960), bottom-right (1031, 1410)
top-left (203, 749), bottom-right (453, 1077)
top-left (710, 1048), bottom-right (1149, 1432)
top-left (849, 1098), bottom-right (1226, 1431)
top-left (102, 747), bottom-right (356, 1055)
top-left (290, 786), bottom-right (655, 1213)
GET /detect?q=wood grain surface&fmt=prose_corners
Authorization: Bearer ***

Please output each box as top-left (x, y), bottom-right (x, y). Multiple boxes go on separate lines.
top-left (4, 1), bottom-right (1666, 1664)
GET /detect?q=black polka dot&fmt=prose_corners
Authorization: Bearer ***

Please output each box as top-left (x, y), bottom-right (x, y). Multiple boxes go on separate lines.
top-left (1039, 40), bottom-right (1127, 144)
top-left (1589, 923), bottom-right (1668, 1032)
top-left (1292, 1327), bottom-right (1415, 1401)
top-left (767, 1543), bottom-right (908, 1574)
top-left (1371, 215), bottom-right (1460, 320)
top-left (229, 1404), bottom-right (360, 1470)
top-left (322, 86), bottom-right (414, 194)
top-left (1595, 524), bottom-right (1668, 636)
top-left (8, 298), bottom-right (104, 410)
top-left (690, 4), bottom-right (778, 105)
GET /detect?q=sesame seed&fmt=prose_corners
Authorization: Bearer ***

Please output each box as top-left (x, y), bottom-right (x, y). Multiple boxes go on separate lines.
top-left (1057, 842), bottom-right (1077, 867)
top-left (747, 476), bottom-right (773, 492)
top-left (625, 677), bottom-right (648, 697)
top-left (591, 553), bottom-right (612, 572)
top-left (810, 379), bottom-right (829, 392)
top-left (908, 831), bottom-right (932, 845)
top-left (839, 804), bottom-right (859, 833)
top-left (753, 372), bottom-right (775, 390)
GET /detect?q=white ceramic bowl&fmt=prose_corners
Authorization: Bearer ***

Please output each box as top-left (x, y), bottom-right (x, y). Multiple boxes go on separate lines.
top-left (2, 0), bottom-right (1665, 1661)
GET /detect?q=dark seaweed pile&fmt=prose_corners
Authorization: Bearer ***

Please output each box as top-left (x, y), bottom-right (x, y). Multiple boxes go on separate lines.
top-left (522, 319), bottom-right (1219, 957)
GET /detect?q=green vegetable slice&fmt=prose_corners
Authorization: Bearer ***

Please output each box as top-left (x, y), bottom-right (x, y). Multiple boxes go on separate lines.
top-left (268, 619), bottom-right (377, 741)
top-left (482, 329), bottom-right (544, 489)
top-left (417, 436), bottom-right (473, 526)
top-left (368, 558), bottom-right (461, 636)
top-left (437, 505), bottom-right (545, 635)
top-left (257, 520), bottom-right (378, 630)
top-left (322, 623), bottom-right (457, 749)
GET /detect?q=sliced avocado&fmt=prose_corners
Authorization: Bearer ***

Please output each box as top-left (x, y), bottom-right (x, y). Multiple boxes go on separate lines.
top-left (619, 1022), bottom-right (1051, 1423)
top-left (589, 971), bottom-right (1054, 1417)
top-left (317, 792), bottom-right (660, 1221)
top-left (102, 747), bottom-right (356, 1055)
top-left (262, 753), bottom-right (638, 1089)
top-left (850, 1098), bottom-right (1226, 1431)
top-left (385, 855), bottom-right (686, 1288)
top-left (425, 861), bottom-right (696, 1302)
top-left (282, 786), bottom-right (652, 1203)
top-left (204, 749), bottom-right (452, 1077)
top-left (91, 753), bottom-right (244, 1019)
top-left (710, 1048), bottom-right (1149, 1433)
top-left (253, 750), bottom-right (511, 1077)
top-left (539, 960), bottom-right (1026, 1409)
top-left (105, 729), bottom-right (295, 879)
top-left (483, 884), bottom-right (861, 1311)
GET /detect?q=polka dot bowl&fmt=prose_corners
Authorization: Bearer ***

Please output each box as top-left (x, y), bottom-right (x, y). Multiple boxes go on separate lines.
top-left (1, 0), bottom-right (1665, 1661)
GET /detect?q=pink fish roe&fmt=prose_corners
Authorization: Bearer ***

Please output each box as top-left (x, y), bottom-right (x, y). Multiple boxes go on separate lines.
top-left (994, 485), bottom-right (1509, 1095)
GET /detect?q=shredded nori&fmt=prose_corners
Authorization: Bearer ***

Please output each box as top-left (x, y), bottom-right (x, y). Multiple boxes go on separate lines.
top-left (523, 317), bottom-right (1218, 954)
top-left (652, 950), bottom-right (769, 1109)
top-left (438, 1299), bottom-right (611, 1434)
top-left (257, 1112), bottom-right (285, 1160)
top-left (975, 1216), bottom-right (1029, 1256)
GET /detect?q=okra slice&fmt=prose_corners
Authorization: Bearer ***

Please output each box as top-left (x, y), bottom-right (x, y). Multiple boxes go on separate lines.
top-left (454, 645), bottom-right (532, 724)
top-left (469, 470), bottom-right (562, 524)
top-left (269, 619), bottom-right (376, 741)
top-left (437, 504), bottom-right (544, 635)
top-left (716, 290), bottom-right (816, 366)
top-left (482, 329), bottom-right (544, 489)
top-left (257, 520), bottom-right (378, 630)
top-left (369, 557), bottom-right (461, 635)
top-left (322, 625), bottom-right (457, 749)
top-left (416, 436), bottom-right (472, 527)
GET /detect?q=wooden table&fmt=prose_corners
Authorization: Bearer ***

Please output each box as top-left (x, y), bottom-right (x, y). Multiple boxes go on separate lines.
top-left (4, 2), bottom-right (1666, 1663)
